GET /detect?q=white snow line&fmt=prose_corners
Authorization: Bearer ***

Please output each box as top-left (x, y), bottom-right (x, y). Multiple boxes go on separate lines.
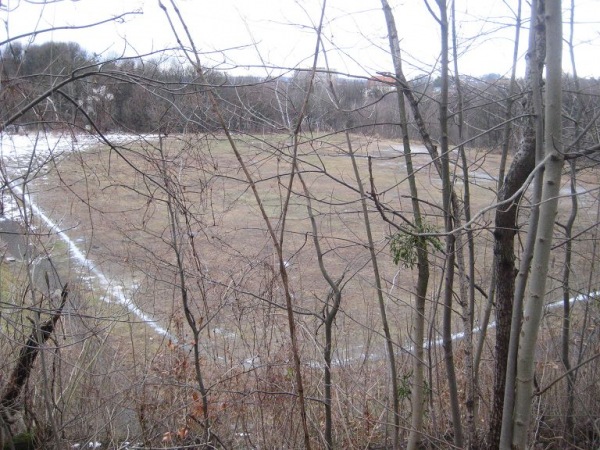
top-left (13, 178), bottom-right (597, 365)
top-left (323, 291), bottom-right (599, 368)
top-left (11, 185), bottom-right (177, 343)
top-left (403, 291), bottom-right (598, 355)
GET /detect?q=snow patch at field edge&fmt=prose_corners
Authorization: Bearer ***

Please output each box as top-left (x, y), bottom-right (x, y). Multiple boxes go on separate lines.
top-left (1, 131), bottom-right (177, 343)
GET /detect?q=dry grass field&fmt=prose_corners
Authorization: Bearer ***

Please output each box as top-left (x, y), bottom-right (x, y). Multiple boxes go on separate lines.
top-left (4, 131), bottom-right (599, 447)
top-left (29, 134), bottom-right (505, 346)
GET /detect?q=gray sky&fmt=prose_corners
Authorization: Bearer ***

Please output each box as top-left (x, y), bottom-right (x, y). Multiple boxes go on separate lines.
top-left (2, 0), bottom-right (600, 78)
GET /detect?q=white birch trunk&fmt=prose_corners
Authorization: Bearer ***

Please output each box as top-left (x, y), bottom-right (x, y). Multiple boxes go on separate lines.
top-left (512, 0), bottom-right (564, 447)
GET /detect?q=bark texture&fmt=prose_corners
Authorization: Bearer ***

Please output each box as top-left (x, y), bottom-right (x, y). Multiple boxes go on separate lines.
top-left (1, 285), bottom-right (68, 414)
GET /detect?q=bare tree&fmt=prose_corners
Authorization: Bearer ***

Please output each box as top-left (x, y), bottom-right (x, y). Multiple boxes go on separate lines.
top-left (512, 1), bottom-right (564, 447)
top-left (3, 1), bottom-right (600, 448)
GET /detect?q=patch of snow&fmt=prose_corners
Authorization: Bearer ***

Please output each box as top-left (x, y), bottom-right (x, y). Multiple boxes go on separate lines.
top-left (470, 171), bottom-right (497, 182)
top-left (213, 327), bottom-right (236, 339)
top-left (391, 144), bottom-right (429, 155)
top-left (242, 355), bottom-right (261, 370)
top-left (306, 291), bottom-right (599, 368)
top-left (1, 132), bottom-right (176, 343)
top-left (0, 132), bottom-right (125, 176)
top-left (11, 186), bottom-right (177, 341)
top-left (560, 184), bottom-right (593, 196)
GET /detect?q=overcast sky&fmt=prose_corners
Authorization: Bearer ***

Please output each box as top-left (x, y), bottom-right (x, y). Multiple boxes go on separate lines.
top-left (2, 0), bottom-right (600, 78)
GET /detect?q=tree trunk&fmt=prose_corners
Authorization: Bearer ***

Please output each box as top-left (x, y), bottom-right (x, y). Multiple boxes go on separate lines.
top-left (379, 2), bottom-right (431, 447)
top-left (451, 2), bottom-right (477, 444)
top-left (489, 128), bottom-right (536, 449)
top-left (562, 4), bottom-right (582, 440)
top-left (437, 2), bottom-right (463, 446)
top-left (1, 286), bottom-right (68, 414)
top-left (297, 168), bottom-right (343, 450)
top-left (489, 2), bottom-right (546, 446)
top-left (498, 2), bottom-right (546, 446)
top-left (348, 132), bottom-right (401, 449)
top-left (512, 1), bottom-right (564, 447)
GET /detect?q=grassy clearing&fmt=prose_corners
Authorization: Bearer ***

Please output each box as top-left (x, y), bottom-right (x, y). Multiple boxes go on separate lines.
top-left (15, 131), bottom-right (600, 446)
top-left (31, 133), bottom-right (600, 342)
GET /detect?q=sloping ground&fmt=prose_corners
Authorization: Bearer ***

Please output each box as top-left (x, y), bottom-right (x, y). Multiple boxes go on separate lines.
top-left (0, 216), bottom-right (62, 293)
top-left (1, 131), bottom-right (599, 448)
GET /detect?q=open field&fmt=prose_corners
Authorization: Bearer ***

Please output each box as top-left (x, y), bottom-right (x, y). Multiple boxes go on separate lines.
top-left (29, 132), bottom-right (599, 333)
top-left (2, 131), bottom-right (600, 447)
top-left (28, 134), bottom-right (506, 351)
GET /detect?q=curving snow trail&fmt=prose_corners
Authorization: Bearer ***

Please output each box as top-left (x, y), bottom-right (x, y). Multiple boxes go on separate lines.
top-left (1, 132), bottom-right (177, 342)
top-left (1, 131), bottom-right (595, 366)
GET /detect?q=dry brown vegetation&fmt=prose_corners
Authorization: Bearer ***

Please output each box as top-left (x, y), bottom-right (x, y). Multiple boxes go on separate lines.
top-left (1, 132), bottom-right (595, 448)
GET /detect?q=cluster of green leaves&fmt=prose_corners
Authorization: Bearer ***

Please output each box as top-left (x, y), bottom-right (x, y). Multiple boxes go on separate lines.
top-left (389, 223), bottom-right (442, 268)
top-left (397, 372), bottom-right (412, 400)
top-left (396, 371), bottom-right (432, 403)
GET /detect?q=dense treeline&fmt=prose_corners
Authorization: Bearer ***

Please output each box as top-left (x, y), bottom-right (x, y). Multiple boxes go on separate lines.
top-left (3, 41), bottom-right (600, 151)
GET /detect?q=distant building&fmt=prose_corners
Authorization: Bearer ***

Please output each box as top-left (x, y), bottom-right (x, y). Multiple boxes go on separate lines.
top-left (367, 75), bottom-right (396, 89)
top-left (365, 75), bottom-right (396, 98)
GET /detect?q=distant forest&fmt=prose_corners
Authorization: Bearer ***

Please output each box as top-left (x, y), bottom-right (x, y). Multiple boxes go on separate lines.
top-left (3, 41), bottom-right (599, 150)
